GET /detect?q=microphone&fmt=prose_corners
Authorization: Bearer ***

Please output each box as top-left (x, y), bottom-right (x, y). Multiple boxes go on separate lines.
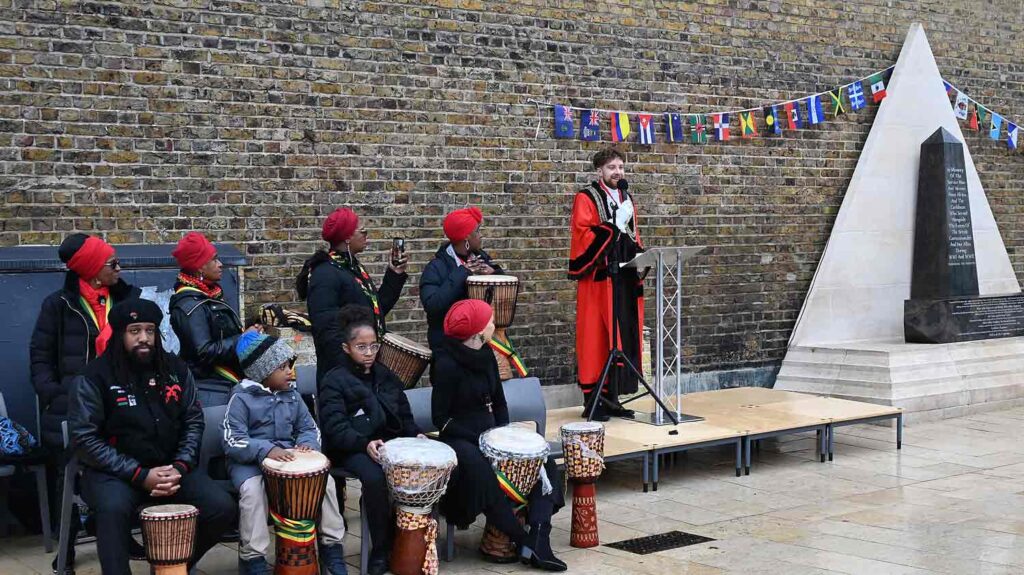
top-left (616, 179), bottom-right (629, 193)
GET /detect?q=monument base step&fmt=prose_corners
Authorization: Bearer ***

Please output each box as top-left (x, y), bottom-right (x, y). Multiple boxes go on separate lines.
top-left (774, 337), bottom-right (1024, 423)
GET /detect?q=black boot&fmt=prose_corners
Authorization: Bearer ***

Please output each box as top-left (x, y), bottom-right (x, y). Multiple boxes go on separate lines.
top-left (602, 391), bottom-right (634, 419)
top-left (520, 522), bottom-right (567, 572)
top-left (582, 391), bottom-right (609, 422)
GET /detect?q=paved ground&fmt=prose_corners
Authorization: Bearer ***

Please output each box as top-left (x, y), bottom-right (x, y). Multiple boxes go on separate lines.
top-left (3, 406), bottom-right (1024, 574)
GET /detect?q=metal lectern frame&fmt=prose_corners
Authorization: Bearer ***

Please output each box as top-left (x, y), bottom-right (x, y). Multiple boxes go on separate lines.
top-left (624, 246), bottom-right (708, 426)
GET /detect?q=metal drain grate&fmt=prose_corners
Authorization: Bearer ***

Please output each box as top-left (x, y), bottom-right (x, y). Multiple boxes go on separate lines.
top-left (605, 530), bottom-right (715, 555)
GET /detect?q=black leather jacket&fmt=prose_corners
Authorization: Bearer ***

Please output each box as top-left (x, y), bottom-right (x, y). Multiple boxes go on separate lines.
top-left (169, 286), bottom-right (244, 383)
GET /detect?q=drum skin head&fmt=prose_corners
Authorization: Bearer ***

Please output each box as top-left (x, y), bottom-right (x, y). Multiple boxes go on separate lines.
top-left (561, 421), bottom-right (604, 434)
top-left (380, 437), bottom-right (457, 467)
top-left (140, 503), bottom-right (198, 518)
top-left (382, 332), bottom-right (432, 357)
top-left (261, 450), bottom-right (330, 474)
top-left (480, 426), bottom-right (548, 458)
top-left (466, 274), bottom-right (518, 284)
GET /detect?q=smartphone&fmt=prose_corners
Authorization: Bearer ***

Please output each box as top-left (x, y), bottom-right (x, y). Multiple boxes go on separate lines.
top-left (392, 238), bottom-right (405, 267)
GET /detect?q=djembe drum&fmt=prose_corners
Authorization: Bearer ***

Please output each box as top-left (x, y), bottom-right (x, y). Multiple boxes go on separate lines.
top-left (139, 504), bottom-right (199, 575)
top-left (466, 275), bottom-right (525, 380)
top-left (379, 437), bottom-right (458, 575)
top-left (377, 332), bottom-right (432, 388)
top-left (478, 426), bottom-right (550, 562)
top-left (262, 451), bottom-right (331, 575)
top-left (560, 422), bottom-right (606, 548)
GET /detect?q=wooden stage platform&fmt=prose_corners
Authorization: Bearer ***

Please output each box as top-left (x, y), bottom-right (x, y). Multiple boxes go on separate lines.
top-left (543, 387), bottom-right (903, 492)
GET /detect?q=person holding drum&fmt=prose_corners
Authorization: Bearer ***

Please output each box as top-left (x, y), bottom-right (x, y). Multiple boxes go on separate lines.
top-left (223, 331), bottom-right (348, 575)
top-left (431, 299), bottom-right (566, 571)
top-left (68, 298), bottom-right (237, 575)
top-left (297, 207), bottom-right (409, 382)
top-left (319, 305), bottom-right (423, 575)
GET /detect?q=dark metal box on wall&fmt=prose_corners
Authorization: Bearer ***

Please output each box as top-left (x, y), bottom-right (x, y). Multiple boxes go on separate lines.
top-left (0, 243), bottom-right (246, 435)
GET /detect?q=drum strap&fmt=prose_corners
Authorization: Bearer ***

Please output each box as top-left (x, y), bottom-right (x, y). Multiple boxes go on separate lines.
top-left (396, 510), bottom-right (440, 575)
top-left (495, 470), bottom-right (529, 510)
top-left (269, 511), bottom-right (317, 544)
top-left (488, 332), bottom-right (528, 377)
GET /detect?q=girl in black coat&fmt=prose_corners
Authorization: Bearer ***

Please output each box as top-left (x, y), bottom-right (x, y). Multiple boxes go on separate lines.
top-left (431, 300), bottom-right (566, 571)
top-left (297, 208), bottom-right (408, 382)
top-left (319, 305), bottom-right (422, 575)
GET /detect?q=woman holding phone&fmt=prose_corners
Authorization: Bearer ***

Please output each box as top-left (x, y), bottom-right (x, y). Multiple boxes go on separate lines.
top-left (296, 207), bottom-right (409, 380)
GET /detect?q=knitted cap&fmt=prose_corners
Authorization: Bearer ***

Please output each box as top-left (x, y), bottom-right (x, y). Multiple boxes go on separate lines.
top-left (109, 298), bottom-right (163, 333)
top-left (236, 331), bottom-right (295, 384)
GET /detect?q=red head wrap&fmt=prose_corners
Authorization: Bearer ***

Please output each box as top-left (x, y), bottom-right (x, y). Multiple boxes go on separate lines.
top-left (172, 232), bottom-right (216, 272)
top-left (443, 207), bottom-right (483, 243)
top-left (443, 299), bottom-right (494, 340)
top-left (66, 236), bottom-right (114, 281)
top-left (322, 208), bottom-right (360, 246)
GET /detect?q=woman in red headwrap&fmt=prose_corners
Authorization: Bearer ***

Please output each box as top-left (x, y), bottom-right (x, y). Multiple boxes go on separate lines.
top-left (29, 233), bottom-right (140, 572)
top-left (169, 231), bottom-right (259, 406)
top-left (431, 300), bottom-right (566, 572)
top-left (296, 207), bottom-right (409, 382)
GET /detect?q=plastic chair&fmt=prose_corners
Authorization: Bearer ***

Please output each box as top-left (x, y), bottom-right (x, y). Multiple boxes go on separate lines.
top-left (54, 422), bottom-right (80, 575)
top-left (503, 377), bottom-right (563, 460)
top-left (0, 392), bottom-right (52, 551)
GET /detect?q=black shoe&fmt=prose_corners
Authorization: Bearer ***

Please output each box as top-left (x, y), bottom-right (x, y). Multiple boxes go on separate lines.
top-left (128, 537), bottom-right (147, 561)
top-left (367, 558), bottom-right (389, 575)
top-left (520, 523), bottom-right (567, 572)
top-left (51, 553), bottom-right (74, 575)
top-left (583, 392), bottom-right (610, 422)
top-left (607, 403), bottom-right (635, 418)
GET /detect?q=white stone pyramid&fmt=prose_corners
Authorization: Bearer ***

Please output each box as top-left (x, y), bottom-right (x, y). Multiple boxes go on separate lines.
top-left (788, 23), bottom-right (1020, 347)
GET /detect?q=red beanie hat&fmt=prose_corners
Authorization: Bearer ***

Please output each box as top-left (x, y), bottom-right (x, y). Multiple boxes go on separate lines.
top-left (172, 232), bottom-right (216, 272)
top-left (322, 208), bottom-right (360, 245)
top-left (444, 299), bottom-right (494, 340)
top-left (443, 207), bottom-right (483, 243)
top-left (66, 236), bottom-right (114, 280)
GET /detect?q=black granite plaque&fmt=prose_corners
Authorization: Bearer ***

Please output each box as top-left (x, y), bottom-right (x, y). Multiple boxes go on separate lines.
top-left (910, 128), bottom-right (979, 299)
top-left (905, 293), bottom-right (1024, 343)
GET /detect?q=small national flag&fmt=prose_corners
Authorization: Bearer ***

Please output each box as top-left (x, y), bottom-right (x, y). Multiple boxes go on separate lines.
top-left (580, 109), bottom-right (601, 141)
top-left (828, 87), bottom-right (846, 117)
top-left (763, 105), bottom-right (781, 135)
top-left (712, 113), bottom-right (730, 141)
top-left (806, 95), bottom-right (824, 125)
top-left (554, 105), bottom-right (574, 139)
top-left (610, 112), bottom-right (631, 143)
top-left (664, 113), bottom-right (685, 142)
top-left (739, 111), bottom-right (758, 138)
top-left (689, 114), bottom-right (707, 144)
top-left (953, 92), bottom-right (969, 121)
top-left (637, 113), bottom-right (655, 145)
top-left (868, 73), bottom-right (887, 103)
top-left (784, 101), bottom-right (802, 130)
top-left (978, 105), bottom-right (989, 128)
top-left (943, 80), bottom-right (954, 96)
top-left (1008, 122), bottom-right (1018, 150)
top-left (968, 106), bottom-right (979, 131)
top-left (991, 113), bottom-right (1003, 140)
top-left (847, 81), bottom-right (866, 111)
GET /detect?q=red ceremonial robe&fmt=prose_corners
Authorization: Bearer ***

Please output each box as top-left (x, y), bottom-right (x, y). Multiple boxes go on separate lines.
top-left (568, 181), bottom-right (644, 396)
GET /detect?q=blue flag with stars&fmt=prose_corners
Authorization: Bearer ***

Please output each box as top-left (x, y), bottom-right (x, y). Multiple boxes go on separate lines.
top-left (579, 109), bottom-right (601, 141)
top-left (848, 81), bottom-right (866, 111)
top-left (554, 105), bottom-right (575, 139)
top-left (664, 113), bottom-right (685, 142)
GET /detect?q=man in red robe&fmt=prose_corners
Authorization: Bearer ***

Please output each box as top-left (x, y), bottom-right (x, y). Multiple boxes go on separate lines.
top-left (569, 148), bottom-right (644, 421)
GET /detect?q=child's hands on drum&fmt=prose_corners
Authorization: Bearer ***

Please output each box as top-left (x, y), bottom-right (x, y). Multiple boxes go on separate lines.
top-left (367, 439), bottom-right (385, 463)
top-left (267, 446), bottom-right (295, 462)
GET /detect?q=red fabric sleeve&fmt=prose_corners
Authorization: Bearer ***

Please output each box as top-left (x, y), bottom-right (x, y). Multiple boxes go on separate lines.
top-left (568, 192), bottom-right (615, 281)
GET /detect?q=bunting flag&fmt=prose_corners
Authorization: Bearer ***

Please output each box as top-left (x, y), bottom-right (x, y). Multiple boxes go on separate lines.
top-left (847, 81), bottom-right (866, 111)
top-left (610, 112), bottom-right (631, 142)
top-left (953, 91), bottom-right (970, 120)
top-left (553, 105), bottom-right (575, 139)
top-left (828, 87), bottom-right (846, 117)
top-left (978, 106), bottom-right (989, 128)
top-left (579, 109), bottom-right (601, 141)
top-left (739, 111), bottom-right (757, 138)
top-left (665, 113), bottom-right (685, 142)
top-left (784, 100), bottom-right (802, 130)
top-left (763, 105), bottom-right (781, 135)
top-left (806, 95), bottom-right (824, 125)
top-left (637, 113), bottom-right (655, 144)
top-left (968, 106), bottom-right (979, 131)
top-left (943, 80), bottom-right (954, 96)
top-left (1008, 122), bottom-right (1018, 150)
top-left (689, 114), bottom-right (707, 144)
top-left (712, 113), bottom-right (730, 141)
top-left (868, 73), bottom-right (887, 102)
top-left (991, 113), bottom-right (1003, 140)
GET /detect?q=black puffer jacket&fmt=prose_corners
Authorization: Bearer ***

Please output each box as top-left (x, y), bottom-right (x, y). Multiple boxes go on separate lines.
top-left (419, 244), bottom-right (503, 350)
top-left (29, 272), bottom-right (139, 447)
top-left (169, 286), bottom-right (244, 383)
top-left (68, 351), bottom-right (203, 488)
top-left (319, 354), bottom-right (420, 456)
top-left (305, 252), bottom-right (407, 381)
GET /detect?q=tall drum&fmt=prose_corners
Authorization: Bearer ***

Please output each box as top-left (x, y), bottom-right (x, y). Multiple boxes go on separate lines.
top-left (478, 426), bottom-right (549, 562)
top-left (140, 504), bottom-right (199, 575)
top-left (560, 422), bottom-right (606, 548)
top-left (262, 451), bottom-right (331, 575)
top-left (377, 332), bottom-right (432, 388)
top-left (379, 437), bottom-right (458, 575)
top-left (467, 275), bottom-right (527, 380)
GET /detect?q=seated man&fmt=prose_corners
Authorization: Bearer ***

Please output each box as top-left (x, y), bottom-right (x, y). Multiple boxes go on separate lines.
top-left (68, 298), bottom-right (237, 575)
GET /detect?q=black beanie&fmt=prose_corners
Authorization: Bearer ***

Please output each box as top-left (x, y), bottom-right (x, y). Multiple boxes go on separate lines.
top-left (57, 233), bottom-right (90, 264)
top-left (108, 298), bottom-right (164, 333)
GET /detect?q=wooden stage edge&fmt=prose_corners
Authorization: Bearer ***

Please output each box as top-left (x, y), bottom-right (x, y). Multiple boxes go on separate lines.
top-left (544, 388), bottom-right (903, 492)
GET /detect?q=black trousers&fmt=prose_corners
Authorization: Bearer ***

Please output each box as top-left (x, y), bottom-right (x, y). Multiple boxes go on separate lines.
top-left (335, 451), bottom-right (392, 562)
top-left (80, 469), bottom-right (237, 575)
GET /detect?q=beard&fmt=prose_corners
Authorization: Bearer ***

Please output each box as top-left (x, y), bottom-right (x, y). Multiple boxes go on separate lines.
top-left (128, 344), bottom-right (154, 367)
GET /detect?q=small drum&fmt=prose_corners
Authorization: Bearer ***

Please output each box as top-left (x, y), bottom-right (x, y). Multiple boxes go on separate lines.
top-left (466, 275), bottom-right (520, 329)
top-left (380, 438), bottom-right (458, 575)
top-left (478, 426), bottom-right (550, 562)
top-left (560, 422), bottom-right (606, 548)
top-left (139, 504), bottom-right (199, 575)
top-left (262, 451), bottom-right (331, 575)
top-left (377, 332), bottom-right (432, 389)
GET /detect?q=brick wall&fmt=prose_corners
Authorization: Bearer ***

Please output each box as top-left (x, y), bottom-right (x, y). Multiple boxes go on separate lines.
top-left (2, 0), bottom-right (1023, 388)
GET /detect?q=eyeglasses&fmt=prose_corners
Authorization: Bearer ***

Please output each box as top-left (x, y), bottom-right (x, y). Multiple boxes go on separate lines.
top-left (105, 259), bottom-right (120, 270)
top-left (352, 343), bottom-right (381, 355)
